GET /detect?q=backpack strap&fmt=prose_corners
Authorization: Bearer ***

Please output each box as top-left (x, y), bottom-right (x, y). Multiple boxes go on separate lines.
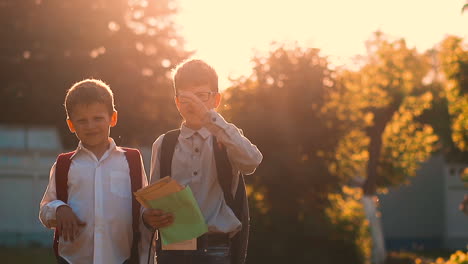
top-left (122, 147), bottom-right (143, 264)
top-left (160, 129), bottom-right (181, 178)
top-left (53, 151), bottom-right (75, 259)
top-left (212, 137), bottom-right (235, 207)
top-left (212, 137), bottom-right (250, 264)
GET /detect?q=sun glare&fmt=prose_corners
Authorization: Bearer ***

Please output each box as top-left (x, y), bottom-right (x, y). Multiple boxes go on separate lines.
top-left (175, 0), bottom-right (468, 90)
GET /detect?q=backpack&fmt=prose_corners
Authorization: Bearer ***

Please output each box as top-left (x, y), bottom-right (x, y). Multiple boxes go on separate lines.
top-left (53, 147), bottom-right (143, 264)
top-left (159, 129), bottom-right (250, 264)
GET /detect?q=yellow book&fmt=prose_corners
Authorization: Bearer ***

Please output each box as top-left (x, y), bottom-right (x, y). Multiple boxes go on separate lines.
top-left (134, 176), bottom-right (183, 208)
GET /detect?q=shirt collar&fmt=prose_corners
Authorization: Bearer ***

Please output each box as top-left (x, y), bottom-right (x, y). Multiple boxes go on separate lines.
top-left (180, 123), bottom-right (211, 140)
top-left (71, 138), bottom-right (122, 159)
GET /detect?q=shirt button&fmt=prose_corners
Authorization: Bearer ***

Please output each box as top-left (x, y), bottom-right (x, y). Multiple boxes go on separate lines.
top-left (212, 117), bottom-right (217, 122)
top-left (193, 171), bottom-right (198, 176)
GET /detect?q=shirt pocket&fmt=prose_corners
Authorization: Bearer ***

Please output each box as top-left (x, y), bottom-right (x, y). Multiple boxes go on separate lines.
top-left (110, 171), bottom-right (132, 199)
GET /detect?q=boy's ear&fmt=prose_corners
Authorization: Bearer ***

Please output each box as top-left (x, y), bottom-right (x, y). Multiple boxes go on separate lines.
top-left (110, 111), bottom-right (118, 127)
top-left (214, 92), bottom-right (221, 108)
top-left (66, 119), bottom-right (76, 133)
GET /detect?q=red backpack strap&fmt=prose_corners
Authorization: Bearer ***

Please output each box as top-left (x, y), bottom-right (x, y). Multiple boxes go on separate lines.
top-left (53, 151), bottom-right (75, 259)
top-left (122, 147), bottom-right (143, 264)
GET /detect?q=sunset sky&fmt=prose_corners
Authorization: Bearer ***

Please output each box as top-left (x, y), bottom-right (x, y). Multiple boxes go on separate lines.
top-left (175, 0), bottom-right (468, 89)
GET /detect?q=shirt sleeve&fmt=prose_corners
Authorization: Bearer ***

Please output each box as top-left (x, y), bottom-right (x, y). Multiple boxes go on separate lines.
top-left (204, 110), bottom-right (263, 175)
top-left (38, 163), bottom-right (68, 229)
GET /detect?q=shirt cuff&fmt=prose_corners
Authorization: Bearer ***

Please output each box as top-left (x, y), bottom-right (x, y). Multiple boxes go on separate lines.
top-left (205, 110), bottom-right (229, 133)
top-left (48, 200), bottom-right (68, 219)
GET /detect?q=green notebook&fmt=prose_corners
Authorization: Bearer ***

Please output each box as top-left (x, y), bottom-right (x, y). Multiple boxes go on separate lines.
top-left (147, 186), bottom-right (208, 245)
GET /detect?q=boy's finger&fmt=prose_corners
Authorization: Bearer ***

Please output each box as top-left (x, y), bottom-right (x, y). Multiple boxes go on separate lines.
top-left (56, 221), bottom-right (62, 234)
top-left (148, 209), bottom-right (165, 216)
top-left (161, 218), bottom-right (175, 228)
top-left (76, 218), bottom-right (86, 226)
top-left (69, 226), bottom-right (74, 242)
top-left (62, 225), bottom-right (69, 241)
top-left (157, 214), bottom-right (172, 222)
top-left (74, 223), bottom-right (81, 238)
top-left (65, 221), bottom-right (73, 241)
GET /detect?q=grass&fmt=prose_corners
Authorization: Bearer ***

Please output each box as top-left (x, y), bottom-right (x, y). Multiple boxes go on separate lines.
top-left (0, 246), bottom-right (459, 264)
top-left (0, 246), bottom-right (55, 264)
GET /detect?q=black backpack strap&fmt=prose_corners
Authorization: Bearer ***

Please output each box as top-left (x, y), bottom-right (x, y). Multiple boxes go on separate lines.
top-left (212, 137), bottom-right (235, 208)
top-left (122, 147), bottom-right (143, 264)
top-left (212, 138), bottom-right (249, 264)
top-left (160, 129), bottom-right (181, 179)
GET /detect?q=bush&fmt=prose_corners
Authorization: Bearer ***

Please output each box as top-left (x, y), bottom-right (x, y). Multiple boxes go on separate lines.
top-left (428, 250), bottom-right (468, 264)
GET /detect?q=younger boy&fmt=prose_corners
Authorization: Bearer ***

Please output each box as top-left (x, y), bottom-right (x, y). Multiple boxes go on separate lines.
top-left (39, 79), bottom-right (149, 264)
top-left (143, 59), bottom-right (263, 264)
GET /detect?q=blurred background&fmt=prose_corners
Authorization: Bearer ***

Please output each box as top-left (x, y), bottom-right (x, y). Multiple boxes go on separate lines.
top-left (0, 0), bottom-right (467, 263)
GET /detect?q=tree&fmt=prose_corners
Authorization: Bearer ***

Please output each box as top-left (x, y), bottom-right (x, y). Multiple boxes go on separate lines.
top-left (0, 0), bottom-right (190, 147)
top-left (221, 44), bottom-right (369, 264)
top-left (328, 32), bottom-right (438, 263)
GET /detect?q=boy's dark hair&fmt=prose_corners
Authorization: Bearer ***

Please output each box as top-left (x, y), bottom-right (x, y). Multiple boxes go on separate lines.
top-left (172, 59), bottom-right (218, 94)
top-left (64, 79), bottom-right (115, 118)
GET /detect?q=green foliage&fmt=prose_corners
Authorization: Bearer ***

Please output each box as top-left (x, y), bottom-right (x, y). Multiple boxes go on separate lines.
top-left (438, 36), bottom-right (468, 152)
top-left (329, 32), bottom-right (438, 191)
top-left (326, 187), bottom-right (371, 264)
top-left (429, 251), bottom-right (468, 264)
top-left (0, 0), bottom-right (190, 147)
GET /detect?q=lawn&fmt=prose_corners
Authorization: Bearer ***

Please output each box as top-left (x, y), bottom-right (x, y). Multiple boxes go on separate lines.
top-left (0, 247), bottom-right (55, 264)
top-left (0, 247), bottom-right (457, 264)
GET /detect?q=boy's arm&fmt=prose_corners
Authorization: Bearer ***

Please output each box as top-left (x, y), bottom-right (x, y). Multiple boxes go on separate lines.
top-left (39, 163), bottom-right (68, 229)
top-left (204, 110), bottom-right (263, 175)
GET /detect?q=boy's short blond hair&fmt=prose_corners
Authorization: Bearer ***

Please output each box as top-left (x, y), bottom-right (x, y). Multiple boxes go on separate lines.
top-left (64, 79), bottom-right (115, 119)
top-left (172, 59), bottom-right (218, 94)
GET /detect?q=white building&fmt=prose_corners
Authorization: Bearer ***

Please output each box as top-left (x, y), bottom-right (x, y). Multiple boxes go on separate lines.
top-left (0, 125), bottom-right (62, 246)
top-left (379, 154), bottom-right (468, 250)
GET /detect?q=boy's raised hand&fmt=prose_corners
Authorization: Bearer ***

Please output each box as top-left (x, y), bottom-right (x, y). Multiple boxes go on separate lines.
top-left (142, 208), bottom-right (174, 229)
top-left (177, 91), bottom-right (211, 125)
top-left (56, 205), bottom-right (86, 242)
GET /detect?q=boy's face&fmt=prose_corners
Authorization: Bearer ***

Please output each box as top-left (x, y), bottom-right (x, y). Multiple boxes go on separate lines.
top-left (66, 102), bottom-right (117, 151)
top-left (175, 84), bottom-right (220, 128)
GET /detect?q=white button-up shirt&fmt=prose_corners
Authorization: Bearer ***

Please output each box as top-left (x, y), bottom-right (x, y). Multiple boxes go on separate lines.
top-left (39, 139), bottom-right (150, 264)
top-left (150, 110), bottom-right (263, 235)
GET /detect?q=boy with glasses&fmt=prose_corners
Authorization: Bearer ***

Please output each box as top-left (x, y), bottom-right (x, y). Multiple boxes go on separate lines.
top-left (143, 59), bottom-right (263, 264)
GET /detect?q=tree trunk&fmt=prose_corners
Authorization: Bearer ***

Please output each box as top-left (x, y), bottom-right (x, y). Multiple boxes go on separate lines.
top-left (363, 195), bottom-right (386, 264)
top-left (362, 96), bottom-right (402, 263)
top-left (363, 124), bottom-right (387, 264)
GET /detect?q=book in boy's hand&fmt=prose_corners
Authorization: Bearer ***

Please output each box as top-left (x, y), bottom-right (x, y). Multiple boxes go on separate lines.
top-left (134, 176), bottom-right (208, 245)
top-left (134, 176), bottom-right (183, 208)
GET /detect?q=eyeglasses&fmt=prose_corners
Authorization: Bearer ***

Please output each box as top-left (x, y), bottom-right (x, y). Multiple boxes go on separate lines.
top-left (176, 92), bottom-right (218, 103)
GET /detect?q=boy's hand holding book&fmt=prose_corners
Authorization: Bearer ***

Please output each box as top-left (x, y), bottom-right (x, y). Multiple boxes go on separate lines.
top-left (142, 208), bottom-right (174, 229)
top-left (55, 205), bottom-right (86, 242)
top-left (135, 176), bottom-right (208, 245)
